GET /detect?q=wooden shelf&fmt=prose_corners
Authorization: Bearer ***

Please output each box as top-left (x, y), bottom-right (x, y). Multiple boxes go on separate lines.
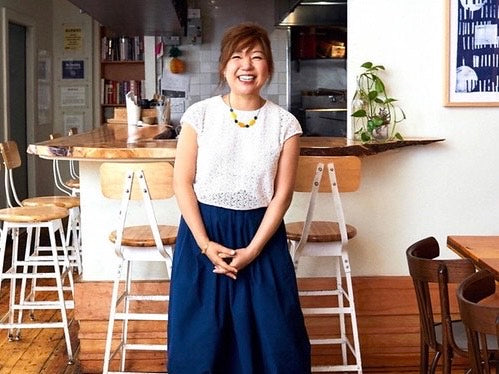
top-left (101, 60), bottom-right (144, 64)
top-left (100, 27), bottom-right (145, 122)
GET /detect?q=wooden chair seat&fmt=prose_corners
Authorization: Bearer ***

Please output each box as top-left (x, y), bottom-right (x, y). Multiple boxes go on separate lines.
top-left (286, 221), bottom-right (357, 242)
top-left (109, 225), bottom-right (178, 247)
top-left (22, 196), bottom-right (80, 209)
top-left (65, 178), bottom-right (80, 189)
top-left (0, 206), bottom-right (68, 222)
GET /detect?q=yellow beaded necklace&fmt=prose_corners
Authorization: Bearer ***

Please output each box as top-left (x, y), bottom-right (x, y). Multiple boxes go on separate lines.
top-left (228, 95), bottom-right (262, 128)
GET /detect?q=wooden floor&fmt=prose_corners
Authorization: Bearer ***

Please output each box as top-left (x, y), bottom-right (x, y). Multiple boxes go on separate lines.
top-left (0, 280), bottom-right (81, 373)
top-left (0, 280), bottom-right (418, 374)
top-left (0, 239), bottom-right (445, 374)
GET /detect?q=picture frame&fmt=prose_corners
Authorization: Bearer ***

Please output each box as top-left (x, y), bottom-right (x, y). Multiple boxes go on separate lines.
top-left (445, 0), bottom-right (499, 106)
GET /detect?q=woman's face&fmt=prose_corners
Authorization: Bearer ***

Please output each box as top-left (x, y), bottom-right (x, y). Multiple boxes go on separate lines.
top-left (223, 43), bottom-right (269, 97)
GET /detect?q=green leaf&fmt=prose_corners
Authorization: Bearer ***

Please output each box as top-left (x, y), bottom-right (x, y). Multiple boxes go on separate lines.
top-left (375, 78), bottom-right (385, 93)
top-left (374, 98), bottom-right (384, 104)
top-left (367, 119), bottom-right (375, 131)
top-left (368, 90), bottom-right (378, 100)
top-left (361, 132), bottom-right (371, 142)
top-left (374, 65), bottom-right (385, 70)
top-left (361, 62), bottom-right (373, 69)
top-left (394, 132), bottom-right (403, 140)
top-left (372, 117), bottom-right (384, 127)
top-left (384, 98), bottom-right (397, 103)
top-left (351, 109), bottom-right (367, 117)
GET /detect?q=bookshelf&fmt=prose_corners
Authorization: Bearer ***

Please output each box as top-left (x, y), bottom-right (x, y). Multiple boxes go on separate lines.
top-left (100, 28), bottom-right (145, 122)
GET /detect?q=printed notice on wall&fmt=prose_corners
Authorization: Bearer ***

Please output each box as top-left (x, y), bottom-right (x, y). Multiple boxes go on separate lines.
top-left (64, 26), bottom-right (83, 52)
top-left (61, 86), bottom-right (86, 107)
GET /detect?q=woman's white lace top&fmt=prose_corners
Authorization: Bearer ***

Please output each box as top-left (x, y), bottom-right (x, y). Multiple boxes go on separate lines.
top-left (180, 95), bottom-right (302, 210)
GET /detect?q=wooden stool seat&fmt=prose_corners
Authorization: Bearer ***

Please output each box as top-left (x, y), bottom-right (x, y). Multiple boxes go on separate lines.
top-left (22, 196), bottom-right (80, 209)
top-left (286, 221), bottom-right (357, 242)
top-left (109, 225), bottom-right (178, 247)
top-left (0, 206), bottom-right (68, 222)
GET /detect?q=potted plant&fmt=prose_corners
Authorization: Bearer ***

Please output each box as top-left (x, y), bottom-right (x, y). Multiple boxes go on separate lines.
top-left (351, 62), bottom-right (405, 142)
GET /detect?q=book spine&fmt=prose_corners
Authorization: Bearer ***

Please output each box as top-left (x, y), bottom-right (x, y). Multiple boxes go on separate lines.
top-left (119, 36), bottom-right (127, 61)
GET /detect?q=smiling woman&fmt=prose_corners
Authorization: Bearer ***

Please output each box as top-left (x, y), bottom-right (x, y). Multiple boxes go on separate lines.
top-left (168, 22), bottom-right (311, 373)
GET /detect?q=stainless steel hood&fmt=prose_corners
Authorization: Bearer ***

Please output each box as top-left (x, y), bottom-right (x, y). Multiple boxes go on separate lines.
top-left (278, 0), bottom-right (347, 27)
top-left (67, 0), bottom-right (187, 36)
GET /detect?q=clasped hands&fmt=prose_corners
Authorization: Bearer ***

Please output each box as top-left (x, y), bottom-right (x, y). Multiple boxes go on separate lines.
top-left (204, 241), bottom-right (257, 280)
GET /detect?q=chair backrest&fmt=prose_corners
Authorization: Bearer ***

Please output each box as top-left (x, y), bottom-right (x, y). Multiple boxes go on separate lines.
top-left (100, 162), bottom-right (174, 200)
top-left (100, 162), bottom-right (174, 261)
top-left (457, 270), bottom-right (498, 374)
top-left (0, 140), bottom-right (21, 170)
top-left (406, 237), bottom-right (475, 354)
top-left (292, 156), bottom-right (361, 251)
top-left (294, 156), bottom-right (361, 193)
top-left (0, 140), bottom-right (23, 207)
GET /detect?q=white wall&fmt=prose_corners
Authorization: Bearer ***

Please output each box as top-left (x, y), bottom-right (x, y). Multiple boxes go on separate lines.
top-left (52, 0), bottom-right (95, 135)
top-left (302, 0), bottom-right (499, 277)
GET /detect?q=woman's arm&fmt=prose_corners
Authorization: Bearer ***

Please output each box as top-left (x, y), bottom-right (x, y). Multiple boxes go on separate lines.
top-left (225, 134), bottom-right (300, 272)
top-left (173, 124), bottom-right (238, 278)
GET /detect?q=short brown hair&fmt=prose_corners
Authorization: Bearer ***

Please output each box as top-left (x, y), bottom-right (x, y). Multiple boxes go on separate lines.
top-left (218, 23), bottom-right (274, 86)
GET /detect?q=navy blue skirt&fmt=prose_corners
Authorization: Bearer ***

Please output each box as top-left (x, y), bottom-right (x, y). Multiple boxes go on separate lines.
top-left (168, 202), bottom-right (311, 374)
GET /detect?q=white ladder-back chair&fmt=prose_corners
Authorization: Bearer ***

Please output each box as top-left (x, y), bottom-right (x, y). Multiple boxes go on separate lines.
top-left (286, 155), bottom-right (362, 373)
top-left (0, 148), bottom-right (75, 364)
top-left (100, 162), bottom-right (177, 374)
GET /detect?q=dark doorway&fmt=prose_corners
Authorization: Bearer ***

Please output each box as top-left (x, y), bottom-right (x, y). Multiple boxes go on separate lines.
top-left (8, 22), bottom-right (28, 201)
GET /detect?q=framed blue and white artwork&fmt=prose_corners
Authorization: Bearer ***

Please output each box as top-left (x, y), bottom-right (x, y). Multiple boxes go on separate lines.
top-left (446, 0), bottom-right (499, 106)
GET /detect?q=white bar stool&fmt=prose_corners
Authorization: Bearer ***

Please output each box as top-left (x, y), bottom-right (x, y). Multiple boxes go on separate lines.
top-left (100, 162), bottom-right (177, 374)
top-left (0, 202), bottom-right (75, 363)
top-left (0, 140), bottom-right (82, 275)
top-left (0, 141), bottom-right (75, 364)
top-left (286, 156), bottom-right (363, 373)
top-left (50, 132), bottom-right (80, 197)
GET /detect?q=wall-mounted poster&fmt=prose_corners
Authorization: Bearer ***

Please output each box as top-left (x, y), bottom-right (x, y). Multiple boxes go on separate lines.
top-left (445, 0), bottom-right (499, 106)
top-left (64, 26), bottom-right (83, 52)
top-left (62, 60), bottom-right (84, 79)
top-left (60, 86), bottom-right (86, 107)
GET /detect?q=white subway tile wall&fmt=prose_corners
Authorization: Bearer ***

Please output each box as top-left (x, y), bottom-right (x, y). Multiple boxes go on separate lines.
top-left (163, 28), bottom-right (289, 112)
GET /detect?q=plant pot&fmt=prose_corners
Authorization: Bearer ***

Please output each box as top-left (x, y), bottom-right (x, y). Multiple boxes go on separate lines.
top-left (372, 125), bottom-right (389, 141)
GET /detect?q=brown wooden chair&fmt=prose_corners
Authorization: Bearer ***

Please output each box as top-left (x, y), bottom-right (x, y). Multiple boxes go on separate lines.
top-left (457, 270), bottom-right (499, 374)
top-left (100, 162), bottom-right (177, 374)
top-left (286, 155), bottom-right (362, 373)
top-left (406, 236), bottom-right (476, 374)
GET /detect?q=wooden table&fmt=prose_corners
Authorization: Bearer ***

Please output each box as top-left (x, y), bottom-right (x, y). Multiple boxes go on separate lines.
top-left (27, 123), bottom-right (444, 160)
top-left (447, 235), bottom-right (499, 280)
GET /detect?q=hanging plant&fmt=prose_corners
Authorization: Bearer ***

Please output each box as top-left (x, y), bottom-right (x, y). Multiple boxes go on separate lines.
top-left (169, 46), bottom-right (186, 74)
top-left (351, 62), bottom-right (405, 143)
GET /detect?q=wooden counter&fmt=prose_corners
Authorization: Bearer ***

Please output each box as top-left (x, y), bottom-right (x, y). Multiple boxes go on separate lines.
top-left (27, 123), bottom-right (444, 160)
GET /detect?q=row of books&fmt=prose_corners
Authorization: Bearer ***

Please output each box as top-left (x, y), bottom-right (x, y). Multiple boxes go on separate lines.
top-left (101, 79), bottom-right (144, 105)
top-left (101, 36), bottom-right (144, 61)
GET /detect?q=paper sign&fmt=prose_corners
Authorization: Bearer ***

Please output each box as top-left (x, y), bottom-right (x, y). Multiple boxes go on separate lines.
top-left (62, 60), bottom-right (84, 79)
top-left (64, 26), bottom-right (83, 51)
top-left (61, 86), bottom-right (86, 107)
